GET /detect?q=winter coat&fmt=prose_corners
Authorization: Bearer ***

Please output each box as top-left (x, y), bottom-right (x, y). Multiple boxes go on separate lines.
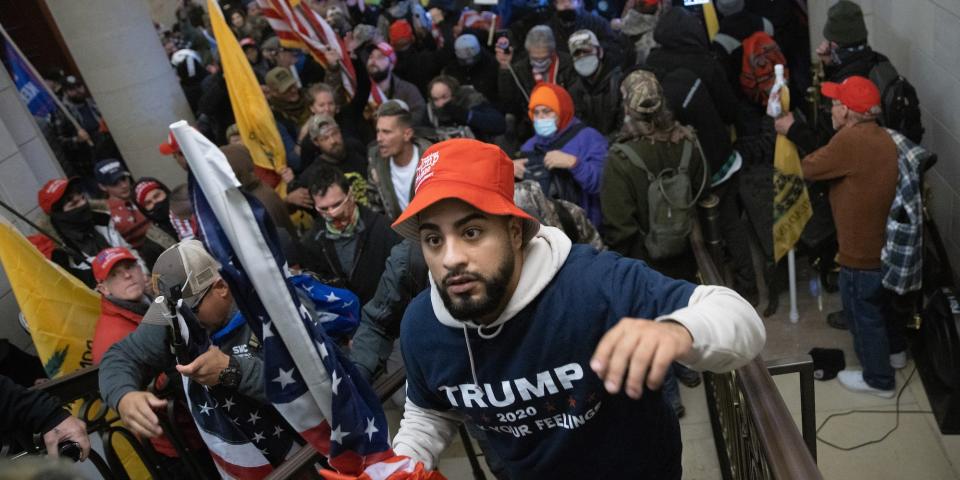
top-left (645, 8), bottom-right (738, 126)
top-left (422, 86), bottom-right (506, 140)
top-left (521, 118), bottom-right (608, 227)
top-left (442, 52), bottom-right (501, 111)
top-left (567, 59), bottom-right (624, 136)
top-left (299, 206), bottom-right (402, 306)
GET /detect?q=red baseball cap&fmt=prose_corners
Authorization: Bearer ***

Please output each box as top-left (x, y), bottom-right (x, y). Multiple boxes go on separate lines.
top-left (37, 178), bottom-right (77, 214)
top-left (92, 247), bottom-right (138, 283)
top-left (391, 139), bottom-right (539, 242)
top-left (821, 76), bottom-right (880, 114)
top-left (158, 131), bottom-right (180, 155)
top-left (389, 20), bottom-right (414, 46)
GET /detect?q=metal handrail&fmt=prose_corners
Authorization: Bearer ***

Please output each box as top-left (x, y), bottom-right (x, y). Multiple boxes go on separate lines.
top-left (691, 220), bottom-right (823, 479)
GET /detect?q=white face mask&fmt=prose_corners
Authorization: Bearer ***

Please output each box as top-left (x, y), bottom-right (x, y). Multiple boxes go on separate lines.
top-left (574, 54), bottom-right (599, 77)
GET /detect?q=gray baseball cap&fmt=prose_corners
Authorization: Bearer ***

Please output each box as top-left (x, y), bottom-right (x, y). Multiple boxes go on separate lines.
top-left (152, 240), bottom-right (221, 308)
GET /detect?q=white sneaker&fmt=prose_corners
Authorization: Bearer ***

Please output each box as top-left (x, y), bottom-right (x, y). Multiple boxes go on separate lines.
top-left (890, 351), bottom-right (907, 369)
top-left (837, 370), bottom-right (896, 399)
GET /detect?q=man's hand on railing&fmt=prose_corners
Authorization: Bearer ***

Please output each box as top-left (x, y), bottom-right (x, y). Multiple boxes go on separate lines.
top-left (117, 391), bottom-right (168, 438)
top-left (591, 319), bottom-right (694, 399)
top-left (43, 416), bottom-right (90, 462)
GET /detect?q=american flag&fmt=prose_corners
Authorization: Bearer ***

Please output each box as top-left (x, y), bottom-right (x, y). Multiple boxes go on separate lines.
top-left (258, 0), bottom-right (358, 98)
top-left (172, 122), bottom-right (443, 479)
top-left (172, 302), bottom-right (301, 478)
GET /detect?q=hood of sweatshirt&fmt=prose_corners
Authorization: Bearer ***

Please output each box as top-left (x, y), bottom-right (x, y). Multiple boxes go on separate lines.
top-left (428, 225), bottom-right (572, 335)
top-left (653, 7), bottom-right (708, 51)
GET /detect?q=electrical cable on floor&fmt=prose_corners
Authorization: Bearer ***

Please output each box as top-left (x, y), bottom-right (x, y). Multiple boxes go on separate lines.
top-left (816, 366), bottom-right (934, 451)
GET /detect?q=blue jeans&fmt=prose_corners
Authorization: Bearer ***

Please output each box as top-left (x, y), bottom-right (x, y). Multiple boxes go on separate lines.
top-left (839, 267), bottom-right (895, 390)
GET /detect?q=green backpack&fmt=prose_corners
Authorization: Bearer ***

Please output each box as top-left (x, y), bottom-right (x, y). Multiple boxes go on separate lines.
top-left (611, 139), bottom-right (708, 260)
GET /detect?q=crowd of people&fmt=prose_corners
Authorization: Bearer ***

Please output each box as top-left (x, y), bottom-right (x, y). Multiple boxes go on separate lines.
top-left (0, 0), bottom-right (929, 477)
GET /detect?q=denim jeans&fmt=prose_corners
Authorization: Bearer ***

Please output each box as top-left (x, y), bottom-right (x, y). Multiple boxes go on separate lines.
top-left (839, 267), bottom-right (895, 390)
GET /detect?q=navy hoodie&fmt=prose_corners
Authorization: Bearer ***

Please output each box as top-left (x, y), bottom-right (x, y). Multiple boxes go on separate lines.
top-left (400, 240), bottom-right (697, 478)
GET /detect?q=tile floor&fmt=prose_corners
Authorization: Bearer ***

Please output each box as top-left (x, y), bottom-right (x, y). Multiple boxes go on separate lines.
top-left (390, 262), bottom-right (960, 479)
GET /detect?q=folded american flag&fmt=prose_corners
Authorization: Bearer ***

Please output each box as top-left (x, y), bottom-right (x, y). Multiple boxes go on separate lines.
top-left (173, 122), bottom-right (444, 479)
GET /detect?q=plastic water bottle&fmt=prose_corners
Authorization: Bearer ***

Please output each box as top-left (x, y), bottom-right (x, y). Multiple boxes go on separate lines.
top-left (809, 276), bottom-right (823, 312)
top-left (766, 64), bottom-right (786, 118)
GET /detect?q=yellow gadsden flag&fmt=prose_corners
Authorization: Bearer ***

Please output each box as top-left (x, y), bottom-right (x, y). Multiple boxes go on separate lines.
top-left (0, 217), bottom-right (98, 377)
top-left (208, 0), bottom-right (287, 196)
top-left (772, 85), bottom-right (813, 262)
top-left (0, 216), bottom-right (150, 479)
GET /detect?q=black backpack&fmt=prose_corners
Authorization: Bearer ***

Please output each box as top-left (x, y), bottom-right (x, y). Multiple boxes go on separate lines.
top-left (869, 60), bottom-right (924, 144)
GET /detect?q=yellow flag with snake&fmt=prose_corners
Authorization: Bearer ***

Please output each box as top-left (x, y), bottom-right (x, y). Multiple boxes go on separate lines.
top-left (772, 85), bottom-right (813, 261)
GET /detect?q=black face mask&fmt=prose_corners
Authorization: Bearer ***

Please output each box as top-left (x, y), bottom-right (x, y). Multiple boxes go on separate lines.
top-left (458, 55), bottom-right (479, 68)
top-left (557, 9), bottom-right (577, 23)
top-left (370, 69), bottom-right (390, 83)
top-left (52, 204), bottom-right (93, 231)
top-left (147, 198), bottom-right (171, 222)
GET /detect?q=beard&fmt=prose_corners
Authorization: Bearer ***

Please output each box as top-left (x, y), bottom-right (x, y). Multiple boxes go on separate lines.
top-left (327, 142), bottom-right (346, 160)
top-left (436, 246), bottom-right (515, 323)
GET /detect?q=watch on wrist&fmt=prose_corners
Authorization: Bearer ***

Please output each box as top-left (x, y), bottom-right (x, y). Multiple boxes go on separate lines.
top-left (218, 356), bottom-right (241, 388)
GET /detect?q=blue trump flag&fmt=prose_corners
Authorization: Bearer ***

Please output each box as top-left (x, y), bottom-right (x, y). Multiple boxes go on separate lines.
top-left (0, 34), bottom-right (56, 118)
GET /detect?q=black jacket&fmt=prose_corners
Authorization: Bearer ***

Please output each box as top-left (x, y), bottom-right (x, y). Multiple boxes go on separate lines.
top-left (421, 86), bottom-right (507, 140)
top-left (299, 206), bottom-right (402, 306)
top-left (0, 375), bottom-right (70, 442)
top-left (645, 7), bottom-right (738, 126)
top-left (295, 136), bottom-right (369, 180)
top-left (568, 58), bottom-right (624, 136)
top-left (657, 67), bottom-right (733, 177)
top-left (442, 51), bottom-right (501, 111)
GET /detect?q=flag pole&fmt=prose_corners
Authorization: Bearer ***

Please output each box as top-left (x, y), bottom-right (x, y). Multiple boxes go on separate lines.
top-left (788, 248), bottom-right (799, 323)
top-left (0, 199), bottom-right (91, 266)
top-left (0, 22), bottom-right (93, 146)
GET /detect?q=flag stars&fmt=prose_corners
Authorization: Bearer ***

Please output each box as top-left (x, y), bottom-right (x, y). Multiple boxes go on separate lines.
top-left (330, 425), bottom-right (349, 444)
top-left (222, 397), bottom-right (236, 411)
top-left (273, 367), bottom-right (296, 389)
top-left (318, 341), bottom-right (329, 360)
top-left (324, 291), bottom-right (340, 303)
top-left (252, 431), bottom-right (266, 443)
top-left (331, 370), bottom-right (342, 395)
top-left (262, 320), bottom-right (274, 339)
top-left (364, 418), bottom-right (379, 441)
top-left (247, 411), bottom-right (262, 425)
top-left (199, 402), bottom-right (214, 416)
top-left (272, 425), bottom-right (284, 438)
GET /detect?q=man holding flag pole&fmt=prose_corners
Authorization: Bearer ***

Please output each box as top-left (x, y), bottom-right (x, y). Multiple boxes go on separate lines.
top-left (169, 117), bottom-right (444, 479)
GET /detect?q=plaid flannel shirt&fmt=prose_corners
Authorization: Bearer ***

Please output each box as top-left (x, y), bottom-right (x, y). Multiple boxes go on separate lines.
top-left (881, 129), bottom-right (928, 294)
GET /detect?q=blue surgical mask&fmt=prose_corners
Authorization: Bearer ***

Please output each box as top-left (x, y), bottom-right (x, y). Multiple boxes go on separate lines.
top-left (534, 118), bottom-right (558, 137)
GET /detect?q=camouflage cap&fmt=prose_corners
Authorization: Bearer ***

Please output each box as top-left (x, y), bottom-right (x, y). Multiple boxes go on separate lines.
top-left (307, 113), bottom-right (338, 139)
top-left (621, 70), bottom-right (663, 116)
top-left (568, 29), bottom-right (600, 54)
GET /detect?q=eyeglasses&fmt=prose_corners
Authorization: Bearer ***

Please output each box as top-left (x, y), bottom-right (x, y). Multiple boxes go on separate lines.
top-left (189, 285), bottom-right (212, 314)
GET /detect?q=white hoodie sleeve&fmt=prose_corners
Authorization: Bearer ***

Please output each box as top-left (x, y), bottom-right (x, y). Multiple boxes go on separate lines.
top-left (392, 396), bottom-right (466, 469)
top-left (655, 285), bottom-right (766, 372)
